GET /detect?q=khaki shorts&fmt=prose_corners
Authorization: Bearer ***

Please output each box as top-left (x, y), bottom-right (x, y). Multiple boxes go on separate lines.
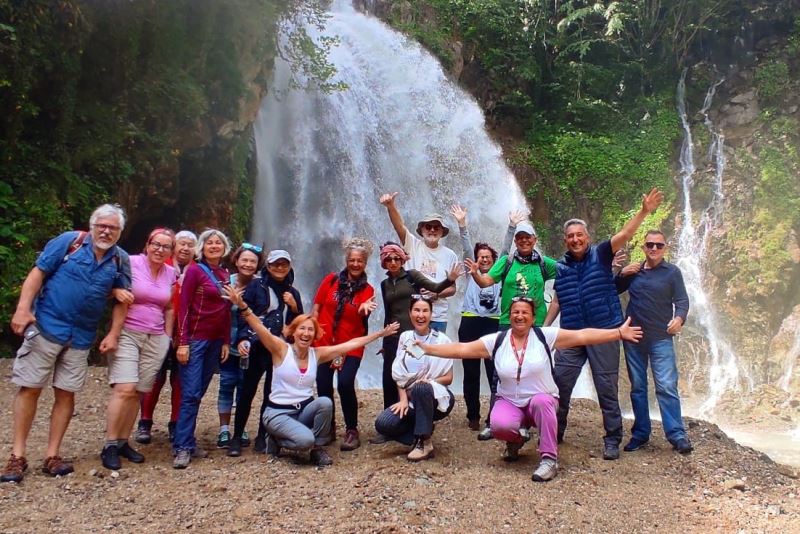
top-left (107, 328), bottom-right (170, 392)
top-left (12, 325), bottom-right (90, 393)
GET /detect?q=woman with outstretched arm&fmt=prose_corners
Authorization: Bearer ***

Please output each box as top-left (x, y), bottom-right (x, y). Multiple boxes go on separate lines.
top-left (416, 297), bottom-right (642, 482)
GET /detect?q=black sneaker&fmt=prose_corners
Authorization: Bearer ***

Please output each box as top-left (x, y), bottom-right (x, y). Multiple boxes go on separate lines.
top-left (134, 420), bottom-right (153, 445)
top-left (254, 435), bottom-right (267, 454)
top-left (217, 430), bottom-right (231, 449)
top-left (623, 437), bottom-right (649, 452)
top-left (603, 443), bottom-right (620, 460)
top-left (310, 447), bottom-right (333, 466)
top-left (118, 442), bottom-right (145, 463)
top-left (266, 435), bottom-right (281, 457)
top-left (101, 445), bottom-right (122, 470)
top-left (673, 437), bottom-right (694, 455)
top-left (240, 430), bottom-right (251, 448)
top-left (227, 438), bottom-right (242, 457)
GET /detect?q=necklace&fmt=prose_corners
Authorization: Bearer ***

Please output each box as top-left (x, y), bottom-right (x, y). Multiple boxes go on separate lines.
top-left (510, 333), bottom-right (529, 384)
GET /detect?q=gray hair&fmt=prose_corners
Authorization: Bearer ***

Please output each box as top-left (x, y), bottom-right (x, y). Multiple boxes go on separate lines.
top-left (195, 229), bottom-right (232, 260)
top-left (90, 204), bottom-right (126, 230)
top-left (563, 218), bottom-right (588, 234)
top-left (175, 230), bottom-right (198, 243)
top-left (343, 237), bottom-right (374, 258)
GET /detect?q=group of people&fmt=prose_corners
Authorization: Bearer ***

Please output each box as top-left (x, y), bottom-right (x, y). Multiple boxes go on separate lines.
top-left (2, 186), bottom-right (692, 484)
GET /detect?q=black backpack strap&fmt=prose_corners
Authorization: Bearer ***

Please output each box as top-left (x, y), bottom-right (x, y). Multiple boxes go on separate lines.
top-left (491, 329), bottom-right (509, 361)
top-left (532, 326), bottom-right (554, 375)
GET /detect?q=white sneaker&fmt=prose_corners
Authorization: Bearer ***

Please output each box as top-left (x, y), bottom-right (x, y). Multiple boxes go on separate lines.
top-left (173, 449), bottom-right (191, 469)
top-left (532, 457), bottom-right (558, 482)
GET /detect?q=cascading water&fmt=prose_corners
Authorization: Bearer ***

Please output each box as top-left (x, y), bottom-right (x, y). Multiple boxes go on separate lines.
top-left (777, 329), bottom-right (800, 392)
top-left (252, 0), bottom-right (525, 386)
top-left (674, 69), bottom-right (752, 416)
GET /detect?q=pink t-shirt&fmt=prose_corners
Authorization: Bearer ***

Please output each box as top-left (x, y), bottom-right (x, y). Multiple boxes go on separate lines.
top-left (124, 254), bottom-right (177, 335)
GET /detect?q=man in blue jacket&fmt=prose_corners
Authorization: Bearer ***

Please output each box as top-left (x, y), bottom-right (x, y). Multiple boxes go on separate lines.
top-left (2, 204), bottom-right (132, 483)
top-left (544, 188), bottom-right (663, 460)
top-left (615, 229), bottom-right (692, 454)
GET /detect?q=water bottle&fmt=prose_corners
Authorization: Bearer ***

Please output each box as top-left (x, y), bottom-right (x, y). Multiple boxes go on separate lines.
top-left (239, 340), bottom-right (251, 370)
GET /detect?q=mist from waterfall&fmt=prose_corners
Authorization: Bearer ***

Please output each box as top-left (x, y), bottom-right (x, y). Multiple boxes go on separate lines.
top-left (674, 69), bottom-right (752, 416)
top-left (778, 329), bottom-right (800, 392)
top-left (252, 0), bottom-right (525, 386)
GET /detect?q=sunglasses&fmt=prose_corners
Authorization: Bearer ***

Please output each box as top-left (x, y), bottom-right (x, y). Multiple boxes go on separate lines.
top-left (423, 223), bottom-right (442, 231)
top-left (511, 296), bottom-right (535, 304)
top-left (644, 242), bottom-right (666, 250)
top-left (385, 256), bottom-right (404, 263)
top-left (242, 242), bottom-right (264, 253)
top-left (411, 294), bottom-right (434, 302)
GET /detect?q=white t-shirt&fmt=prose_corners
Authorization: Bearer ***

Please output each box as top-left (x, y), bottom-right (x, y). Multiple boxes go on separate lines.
top-left (403, 232), bottom-right (459, 322)
top-left (480, 327), bottom-right (559, 407)
top-left (393, 329), bottom-right (454, 411)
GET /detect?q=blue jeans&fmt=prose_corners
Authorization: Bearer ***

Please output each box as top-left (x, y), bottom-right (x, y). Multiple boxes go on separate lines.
top-left (623, 338), bottom-right (687, 444)
top-left (217, 354), bottom-right (243, 414)
top-left (430, 321), bottom-right (447, 333)
top-left (174, 339), bottom-right (222, 452)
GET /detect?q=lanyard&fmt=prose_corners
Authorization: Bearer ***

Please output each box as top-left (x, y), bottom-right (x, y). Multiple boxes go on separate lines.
top-left (510, 333), bottom-right (528, 384)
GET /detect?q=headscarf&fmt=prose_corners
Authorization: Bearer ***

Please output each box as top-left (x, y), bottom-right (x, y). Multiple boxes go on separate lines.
top-left (379, 243), bottom-right (409, 268)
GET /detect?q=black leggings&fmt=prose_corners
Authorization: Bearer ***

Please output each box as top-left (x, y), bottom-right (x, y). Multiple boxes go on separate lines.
top-left (374, 382), bottom-right (455, 445)
top-left (232, 343), bottom-right (273, 440)
top-left (381, 335), bottom-right (400, 409)
top-left (316, 355), bottom-right (362, 430)
top-left (458, 315), bottom-right (499, 424)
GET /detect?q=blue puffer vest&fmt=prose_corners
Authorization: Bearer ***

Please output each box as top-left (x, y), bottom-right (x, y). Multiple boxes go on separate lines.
top-left (554, 243), bottom-right (623, 329)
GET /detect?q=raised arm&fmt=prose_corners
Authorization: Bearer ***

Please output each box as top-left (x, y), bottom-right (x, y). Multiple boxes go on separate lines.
top-left (225, 286), bottom-right (288, 358)
top-left (450, 204), bottom-right (472, 261)
top-left (503, 209), bottom-right (526, 255)
top-left (610, 188), bottom-right (663, 253)
top-left (380, 192), bottom-right (408, 244)
top-left (416, 339), bottom-right (490, 360)
top-left (465, 258), bottom-right (497, 288)
top-left (542, 292), bottom-right (560, 327)
top-left (554, 317), bottom-right (642, 349)
top-left (316, 322), bottom-right (400, 363)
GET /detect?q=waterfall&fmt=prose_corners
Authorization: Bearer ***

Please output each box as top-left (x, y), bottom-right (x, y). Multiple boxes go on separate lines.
top-left (777, 329), bottom-right (800, 392)
top-left (674, 69), bottom-right (751, 416)
top-left (252, 1), bottom-right (525, 386)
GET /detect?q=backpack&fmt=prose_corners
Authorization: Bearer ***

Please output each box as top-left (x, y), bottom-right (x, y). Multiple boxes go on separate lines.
top-left (61, 230), bottom-right (126, 275)
top-left (499, 252), bottom-right (548, 297)
top-left (490, 327), bottom-right (554, 383)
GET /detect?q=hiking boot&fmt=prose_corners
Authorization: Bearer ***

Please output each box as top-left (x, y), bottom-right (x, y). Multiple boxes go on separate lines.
top-left (503, 441), bottom-right (523, 462)
top-left (135, 420), bottom-right (153, 445)
top-left (118, 442), bottom-right (145, 463)
top-left (240, 430), bottom-right (251, 448)
top-left (217, 430), bottom-right (231, 449)
top-left (191, 447), bottom-right (209, 459)
top-left (623, 437), bottom-right (649, 452)
top-left (227, 438), bottom-right (242, 457)
top-left (467, 419), bottom-right (480, 431)
top-left (173, 449), bottom-right (191, 469)
top-left (673, 437), bottom-right (694, 455)
top-left (253, 435), bottom-right (267, 454)
top-left (532, 457), bottom-right (558, 482)
top-left (603, 443), bottom-right (620, 460)
top-left (477, 427), bottom-right (493, 441)
top-left (310, 447), bottom-right (333, 467)
top-left (42, 456), bottom-right (74, 477)
top-left (340, 429), bottom-right (361, 451)
top-left (266, 435), bottom-right (281, 457)
top-left (519, 428), bottom-right (531, 443)
top-left (407, 438), bottom-right (434, 462)
top-left (0, 454), bottom-right (28, 483)
top-left (167, 421), bottom-right (177, 443)
top-left (368, 433), bottom-right (389, 445)
top-left (101, 445), bottom-right (122, 470)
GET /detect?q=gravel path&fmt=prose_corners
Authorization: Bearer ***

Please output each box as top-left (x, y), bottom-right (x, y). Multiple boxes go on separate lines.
top-left (0, 360), bottom-right (797, 533)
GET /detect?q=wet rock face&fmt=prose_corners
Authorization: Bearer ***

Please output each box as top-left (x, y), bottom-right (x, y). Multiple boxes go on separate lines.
top-left (767, 305), bottom-right (800, 391)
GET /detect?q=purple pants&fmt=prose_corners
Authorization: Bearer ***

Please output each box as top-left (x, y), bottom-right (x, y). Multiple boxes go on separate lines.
top-left (490, 394), bottom-right (559, 459)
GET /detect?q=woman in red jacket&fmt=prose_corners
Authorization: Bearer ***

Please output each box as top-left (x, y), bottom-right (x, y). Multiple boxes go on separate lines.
top-left (312, 238), bottom-right (377, 452)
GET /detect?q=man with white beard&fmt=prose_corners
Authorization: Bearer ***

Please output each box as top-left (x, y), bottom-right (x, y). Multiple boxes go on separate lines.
top-left (379, 192), bottom-right (459, 332)
top-left (2, 204), bottom-right (132, 483)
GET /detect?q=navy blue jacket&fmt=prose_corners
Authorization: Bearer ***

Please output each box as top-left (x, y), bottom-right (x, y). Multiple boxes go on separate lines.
top-left (554, 240), bottom-right (623, 329)
top-left (236, 269), bottom-right (303, 346)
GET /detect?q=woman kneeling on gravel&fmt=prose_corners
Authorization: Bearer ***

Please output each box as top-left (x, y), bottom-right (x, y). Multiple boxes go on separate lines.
top-left (225, 286), bottom-right (399, 466)
top-left (418, 297), bottom-right (642, 482)
top-left (374, 295), bottom-right (455, 462)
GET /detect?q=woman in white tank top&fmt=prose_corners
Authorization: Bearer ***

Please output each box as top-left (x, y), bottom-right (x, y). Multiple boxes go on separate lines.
top-left (225, 286), bottom-right (398, 466)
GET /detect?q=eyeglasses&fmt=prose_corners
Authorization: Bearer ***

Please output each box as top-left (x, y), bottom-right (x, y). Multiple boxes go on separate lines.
top-left (148, 242), bottom-right (173, 251)
top-left (411, 294), bottom-right (434, 302)
top-left (242, 243), bottom-right (263, 253)
top-left (92, 223), bottom-right (121, 233)
top-left (385, 256), bottom-right (403, 263)
top-left (423, 224), bottom-right (442, 231)
top-left (644, 242), bottom-right (666, 250)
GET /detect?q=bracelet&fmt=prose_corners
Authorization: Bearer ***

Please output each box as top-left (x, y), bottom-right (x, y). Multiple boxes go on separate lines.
top-left (617, 328), bottom-right (622, 341)
top-left (240, 307), bottom-right (253, 317)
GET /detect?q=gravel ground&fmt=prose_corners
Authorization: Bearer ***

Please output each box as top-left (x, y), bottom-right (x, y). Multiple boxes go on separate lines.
top-left (0, 360), bottom-right (797, 533)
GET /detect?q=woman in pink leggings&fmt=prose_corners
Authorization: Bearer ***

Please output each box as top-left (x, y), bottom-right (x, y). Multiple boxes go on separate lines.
top-left (417, 297), bottom-right (642, 482)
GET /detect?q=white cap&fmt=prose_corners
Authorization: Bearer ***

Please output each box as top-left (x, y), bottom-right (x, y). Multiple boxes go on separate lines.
top-left (514, 222), bottom-right (536, 237)
top-left (267, 249), bottom-right (292, 264)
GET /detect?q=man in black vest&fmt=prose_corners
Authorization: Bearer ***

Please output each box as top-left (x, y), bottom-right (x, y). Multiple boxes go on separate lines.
top-left (543, 188), bottom-right (663, 460)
